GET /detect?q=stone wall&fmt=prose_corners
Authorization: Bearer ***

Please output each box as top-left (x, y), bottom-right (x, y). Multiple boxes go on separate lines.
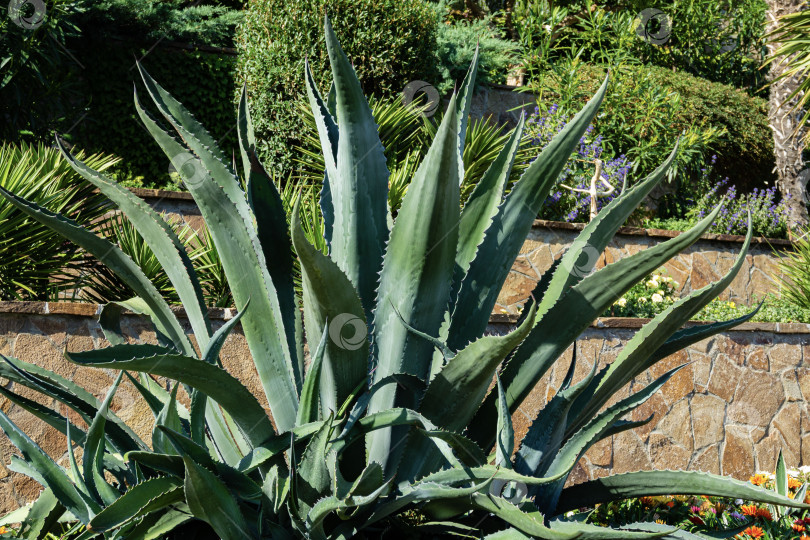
top-left (509, 318), bottom-right (810, 486)
top-left (1, 303), bottom-right (808, 513)
top-left (468, 84), bottom-right (537, 129)
top-left (497, 220), bottom-right (792, 313)
top-left (134, 191), bottom-right (793, 314)
top-left (0, 303), bottom-right (260, 514)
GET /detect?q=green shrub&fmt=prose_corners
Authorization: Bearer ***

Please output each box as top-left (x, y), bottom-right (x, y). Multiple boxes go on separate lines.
top-left (0, 0), bottom-right (240, 188)
top-left (41, 0), bottom-right (242, 187)
top-left (778, 227), bottom-right (810, 311)
top-left (534, 61), bottom-right (774, 190)
top-left (0, 142), bottom-right (118, 300)
top-left (643, 64), bottom-right (775, 192)
top-left (512, 0), bottom-right (767, 93)
top-left (73, 0), bottom-right (242, 47)
top-left (0, 0), bottom-right (83, 142)
top-left (236, 0), bottom-right (438, 175)
top-left (629, 0), bottom-right (767, 92)
top-left (430, 1), bottom-right (519, 93)
top-left (1, 22), bottom-right (804, 538)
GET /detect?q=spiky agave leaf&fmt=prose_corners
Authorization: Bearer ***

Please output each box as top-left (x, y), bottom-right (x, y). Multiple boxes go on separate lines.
top-left (0, 16), bottom-right (805, 540)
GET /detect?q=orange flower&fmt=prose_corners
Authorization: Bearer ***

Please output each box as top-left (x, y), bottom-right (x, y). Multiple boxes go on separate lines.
top-left (665, 501), bottom-right (675, 508)
top-left (755, 507), bottom-right (772, 521)
top-left (749, 474), bottom-right (769, 486)
top-left (741, 505), bottom-right (758, 516)
top-left (790, 477), bottom-right (803, 490)
top-left (801, 536), bottom-right (810, 540)
top-left (640, 496), bottom-right (654, 508)
top-left (794, 520), bottom-right (807, 532)
top-left (0, 527), bottom-right (6, 535)
top-left (739, 526), bottom-right (764, 538)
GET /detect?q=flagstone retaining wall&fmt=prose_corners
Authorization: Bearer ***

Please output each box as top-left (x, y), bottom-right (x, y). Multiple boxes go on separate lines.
top-left (133, 189), bottom-right (794, 312)
top-left (1, 303), bottom-right (808, 513)
top-left (495, 220), bottom-right (793, 313)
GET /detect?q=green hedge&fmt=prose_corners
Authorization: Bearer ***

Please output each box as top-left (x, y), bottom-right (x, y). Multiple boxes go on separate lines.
top-left (0, 0), bottom-right (83, 143)
top-left (539, 62), bottom-right (774, 190)
top-left (66, 38), bottom-right (237, 187)
top-left (644, 65), bottom-right (775, 191)
top-left (236, 0), bottom-right (439, 176)
top-left (72, 0), bottom-right (242, 48)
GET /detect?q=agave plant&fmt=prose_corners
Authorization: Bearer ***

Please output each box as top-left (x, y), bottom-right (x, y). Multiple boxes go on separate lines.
top-left (82, 213), bottom-right (196, 305)
top-left (0, 19), bottom-right (805, 539)
top-left (297, 88), bottom-right (535, 212)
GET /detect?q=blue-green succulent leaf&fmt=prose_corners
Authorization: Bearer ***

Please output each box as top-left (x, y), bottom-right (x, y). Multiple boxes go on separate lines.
top-left (291, 199), bottom-right (368, 417)
top-left (322, 18), bottom-right (390, 317)
top-left (368, 91), bottom-right (461, 473)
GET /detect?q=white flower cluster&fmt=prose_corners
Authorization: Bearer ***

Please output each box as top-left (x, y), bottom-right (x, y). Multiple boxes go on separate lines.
top-left (613, 270), bottom-right (679, 309)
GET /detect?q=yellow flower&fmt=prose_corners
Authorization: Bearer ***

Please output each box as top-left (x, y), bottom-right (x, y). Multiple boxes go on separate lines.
top-left (749, 473), bottom-right (769, 486)
top-left (651, 293), bottom-right (664, 303)
top-left (615, 298), bottom-right (627, 307)
top-left (728, 301), bottom-right (736, 308)
top-left (638, 297), bottom-right (648, 304)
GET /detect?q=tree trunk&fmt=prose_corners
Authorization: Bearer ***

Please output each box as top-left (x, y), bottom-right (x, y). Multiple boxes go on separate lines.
top-left (766, 0), bottom-right (810, 229)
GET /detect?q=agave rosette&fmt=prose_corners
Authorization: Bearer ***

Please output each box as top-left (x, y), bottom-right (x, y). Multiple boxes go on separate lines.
top-left (0, 18), bottom-right (803, 539)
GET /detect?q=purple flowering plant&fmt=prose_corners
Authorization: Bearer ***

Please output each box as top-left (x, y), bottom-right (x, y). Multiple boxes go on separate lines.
top-left (692, 156), bottom-right (791, 238)
top-left (525, 104), bottom-right (632, 223)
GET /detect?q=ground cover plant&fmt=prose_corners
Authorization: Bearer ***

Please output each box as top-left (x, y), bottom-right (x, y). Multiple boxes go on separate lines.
top-left (602, 268), bottom-right (810, 324)
top-left (0, 19), bottom-right (806, 538)
top-left (589, 453), bottom-right (810, 540)
top-left (606, 285), bottom-right (810, 324)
